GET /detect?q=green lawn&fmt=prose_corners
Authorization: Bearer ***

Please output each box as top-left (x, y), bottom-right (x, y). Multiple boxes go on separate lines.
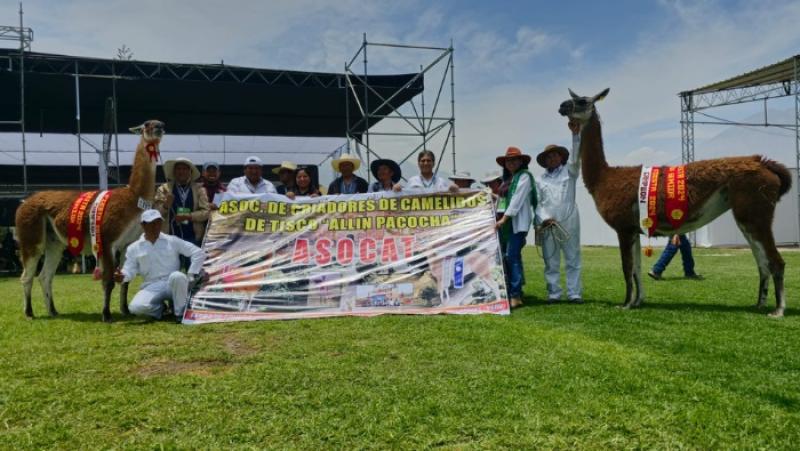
top-left (1, 247), bottom-right (799, 449)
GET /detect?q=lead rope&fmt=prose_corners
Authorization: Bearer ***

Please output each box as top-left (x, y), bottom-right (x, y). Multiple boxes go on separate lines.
top-left (535, 221), bottom-right (570, 260)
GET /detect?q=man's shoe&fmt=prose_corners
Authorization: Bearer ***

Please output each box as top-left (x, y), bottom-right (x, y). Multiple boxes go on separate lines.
top-left (569, 298), bottom-right (584, 304)
top-left (510, 297), bottom-right (523, 308)
top-left (546, 298), bottom-right (559, 305)
top-left (648, 271), bottom-right (662, 281)
top-left (685, 274), bottom-right (704, 280)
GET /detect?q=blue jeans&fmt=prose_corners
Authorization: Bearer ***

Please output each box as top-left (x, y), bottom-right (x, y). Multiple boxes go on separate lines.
top-left (506, 231), bottom-right (528, 298)
top-left (652, 234), bottom-right (696, 276)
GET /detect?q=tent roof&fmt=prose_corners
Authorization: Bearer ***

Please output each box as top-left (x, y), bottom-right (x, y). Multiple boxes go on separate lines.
top-left (0, 49), bottom-right (423, 137)
top-left (683, 55), bottom-right (799, 95)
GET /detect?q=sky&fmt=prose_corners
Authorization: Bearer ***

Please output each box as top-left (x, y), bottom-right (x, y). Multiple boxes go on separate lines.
top-left (1, 0), bottom-right (799, 243)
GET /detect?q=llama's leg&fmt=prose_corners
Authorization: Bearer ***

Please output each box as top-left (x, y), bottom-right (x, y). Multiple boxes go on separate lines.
top-left (631, 236), bottom-right (645, 307)
top-left (735, 222), bottom-right (770, 308)
top-left (617, 231), bottom-right (636, 308)
top-left (38, 238), bottom-right (64, 317)
top-left (756, 231), bottom-right (786, 318)
top-left (100, 255), bottom-right (115, 323)
top-left (20, 254), bottom-right (40, 318)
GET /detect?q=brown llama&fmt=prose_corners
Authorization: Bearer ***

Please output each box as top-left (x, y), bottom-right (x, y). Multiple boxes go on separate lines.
top-left (15, 120), bottom-right (164, 322)
top-left (559, 89), bottom-right (792, 316)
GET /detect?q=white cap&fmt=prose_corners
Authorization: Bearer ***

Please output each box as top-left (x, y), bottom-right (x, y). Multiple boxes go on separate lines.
top-left (480, 170), bottom-right (503, 184)
top-left (140, 209), bottom-right (163, 223)
top-left (244, 155), bottom-right (263, 166)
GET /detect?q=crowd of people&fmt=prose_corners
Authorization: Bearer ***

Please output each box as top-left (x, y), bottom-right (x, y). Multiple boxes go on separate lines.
top-left (122, 121), bottom-right (607, 321)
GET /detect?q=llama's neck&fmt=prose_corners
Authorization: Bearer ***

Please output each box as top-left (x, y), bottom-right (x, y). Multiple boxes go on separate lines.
top-left (128, 140), bottom-right (157, 200)
top-left (580, 110), bottom-right (609, 193)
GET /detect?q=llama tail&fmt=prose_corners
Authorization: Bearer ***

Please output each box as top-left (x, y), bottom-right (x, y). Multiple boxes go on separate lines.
top-left (14, 196), bottom-right (49, 263)
top-left (760, 157), bottom-right (792, 197)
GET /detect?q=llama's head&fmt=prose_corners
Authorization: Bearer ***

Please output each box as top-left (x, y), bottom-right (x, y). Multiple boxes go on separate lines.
top-left (558, 88), bottom-right (609, 123)
top-left (129, 120), bottom-right (165, 143)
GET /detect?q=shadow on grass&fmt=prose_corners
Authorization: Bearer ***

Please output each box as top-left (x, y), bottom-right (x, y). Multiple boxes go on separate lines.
top-left (589, 299), bottom-right (793, 316)
top-left (40, 312), bottom-right (155, 324)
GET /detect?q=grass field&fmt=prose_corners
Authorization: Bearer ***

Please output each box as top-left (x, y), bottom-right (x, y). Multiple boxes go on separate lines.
top-left (1, 246), bottom-right (800, 449)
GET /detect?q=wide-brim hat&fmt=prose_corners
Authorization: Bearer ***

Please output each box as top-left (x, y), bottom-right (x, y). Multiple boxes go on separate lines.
top-left (448, 171), bottom-right (475, 183)
top-left (496, 146), bottom-right (532, 167)
top-left (370, 159), bottom-right (401, 183)
top-left (480, 170), bottom-right (503, 185)
top-left (536, 144), bottom-right (569, 168)
top-left (272, 160), bottom-right (298, 175)
top-left (163, 157), bottom-right (200, 182)
top-left (332, 153), bottom-right (361, 172)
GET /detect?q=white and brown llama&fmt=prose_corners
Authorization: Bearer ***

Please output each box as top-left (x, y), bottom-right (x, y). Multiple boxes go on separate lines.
top-left (16, 120), bottom-right (164, 322)
top-left (559, 89), bottom-right (791, 316)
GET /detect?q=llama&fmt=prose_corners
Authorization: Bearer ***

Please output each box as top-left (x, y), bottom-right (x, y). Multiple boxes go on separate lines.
top-left (559, 89), bottom-right (791, 316)
top-left (16, 120), bottom-right (164, 322)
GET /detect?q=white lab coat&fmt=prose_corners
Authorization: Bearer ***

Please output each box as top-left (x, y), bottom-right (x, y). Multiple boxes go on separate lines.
top-left (535, 135), bottom-right (582, 300)
top-left (121, 233), bottom-right (205, 318)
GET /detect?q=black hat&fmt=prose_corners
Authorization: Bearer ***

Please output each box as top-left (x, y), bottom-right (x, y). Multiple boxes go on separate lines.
top-left (370, 159), bottom-right (402, 183)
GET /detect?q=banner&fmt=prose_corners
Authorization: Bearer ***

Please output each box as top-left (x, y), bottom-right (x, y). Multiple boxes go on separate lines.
top-left (184, 190), bottom-right (510, 324)
top-left (664, 165), bottom-right (688, 230)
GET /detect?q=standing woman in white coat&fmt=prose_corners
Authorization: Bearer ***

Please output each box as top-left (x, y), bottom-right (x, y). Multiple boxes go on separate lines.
top-left (494, 146), bottom-right (537, 308)
top-left (535, 121), bottom-right (583, 304)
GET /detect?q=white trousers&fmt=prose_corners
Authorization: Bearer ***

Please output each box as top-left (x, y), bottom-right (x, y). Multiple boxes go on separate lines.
top-left (541, 219), bottom-right (582, 300)
top-left (129, 271), bottom-right (189, 319)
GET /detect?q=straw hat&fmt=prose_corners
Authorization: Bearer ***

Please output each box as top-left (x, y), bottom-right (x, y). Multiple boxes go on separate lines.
top-left (332, 153), bottom-right (361, 172)
top-left (272, 161), bottom-right (298, 175)
top-left (536, 144), bottom-right (569, 168)
top-left (496, 146), bottom-right (532, 167)
top-left (163, 157), bottom-right (200, 182)
top-left (370, 159), bottom-right (402, 183)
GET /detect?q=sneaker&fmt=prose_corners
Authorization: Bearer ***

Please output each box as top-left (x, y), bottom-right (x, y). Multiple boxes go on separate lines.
top-left (510, 297), bottom-right (523, 308)
top-left (546, 298), bottom-right (559, 305)
top-left (648, 271), bottom-right (662, 281)
top-left (685, 274), bottom-right (704, 280)
top-left (569, 298), bottom-right (584, 304)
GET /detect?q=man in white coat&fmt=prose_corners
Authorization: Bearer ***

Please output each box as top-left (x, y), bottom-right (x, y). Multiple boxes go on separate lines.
top-left (535, 121), bottom-right (583, 303)
top-left (114, 209), bottom-right (205, 322)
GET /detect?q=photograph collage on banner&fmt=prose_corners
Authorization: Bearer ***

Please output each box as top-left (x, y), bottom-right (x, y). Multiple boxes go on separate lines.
top-left (184, 190), bottom-right (509, 323)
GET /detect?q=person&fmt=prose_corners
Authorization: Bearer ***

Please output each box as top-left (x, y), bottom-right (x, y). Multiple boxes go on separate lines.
top-left (327, 153), bottom-right (368, 194)
top-left (394, 150), bottom-right (458, 193)
top-left (154, 157), bottom-right (210, 247)
top-left (368, 159), bottom-right (402, 192)
top-left (113, 209), bottom-right (205, 322)
top-left (286, 166), bottom-right (321, 198)
top-left (273, 161), bottom-right (297, 195)
top-left (449, 171), bottom-right (476, 189)
top-left (648, 234), bottom-right (703, 280)
top-left (200, 161), bottom-right (226, 209)
top-left (494, 146), bottom-right (537, 308)
top-left (481, 171), bottom-right (503, 195)
top-left (226, 156), bottom-right (277, 194)
top-left (535, 121), bottom-right (583, 304)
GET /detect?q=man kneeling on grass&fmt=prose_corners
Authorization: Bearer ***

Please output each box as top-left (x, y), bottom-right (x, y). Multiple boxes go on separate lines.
top-left (114, 209), bottom-right (205, 323)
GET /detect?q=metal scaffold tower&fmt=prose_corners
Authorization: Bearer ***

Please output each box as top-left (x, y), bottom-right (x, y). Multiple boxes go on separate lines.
top-left (680, 55), bottom-right (800, 245)
top-left (0, 3), bottom-right (32, 192)
top-left (342, 34), bottom-right (456, 181)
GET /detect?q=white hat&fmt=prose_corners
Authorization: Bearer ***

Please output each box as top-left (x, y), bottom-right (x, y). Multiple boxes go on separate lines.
top-left (140, 209), bottom-right (163, 223)
top-left (163, 157), bottom-right (201, 182)
top-left (244, 155), bottom-right (263, 166)
top-left (480, 170), bottom-right (503, 184)
top-left (448, 171), bottom-right (475, 182)
top-left (331, 153), bottom-right (361, 172)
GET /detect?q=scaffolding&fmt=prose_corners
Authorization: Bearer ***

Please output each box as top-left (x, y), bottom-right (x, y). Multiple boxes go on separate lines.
top-left (0, 3), bottom-right (32, 192)
top-left (680, 55), bottom-right (800, 244)
top-left (342, 34), bottom-right (456, 181)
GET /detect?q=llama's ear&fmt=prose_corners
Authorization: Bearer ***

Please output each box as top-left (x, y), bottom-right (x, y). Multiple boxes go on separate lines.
top-left (129, 124), bottom-right (144, 135)
top-left (568, 88), bottom-right (580, 99)
top-left (593, 88), bottom-right (610, 103)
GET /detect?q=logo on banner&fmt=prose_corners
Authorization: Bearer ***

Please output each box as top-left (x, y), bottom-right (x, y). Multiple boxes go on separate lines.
top-left (66, 191), bottom-right (98, 256)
